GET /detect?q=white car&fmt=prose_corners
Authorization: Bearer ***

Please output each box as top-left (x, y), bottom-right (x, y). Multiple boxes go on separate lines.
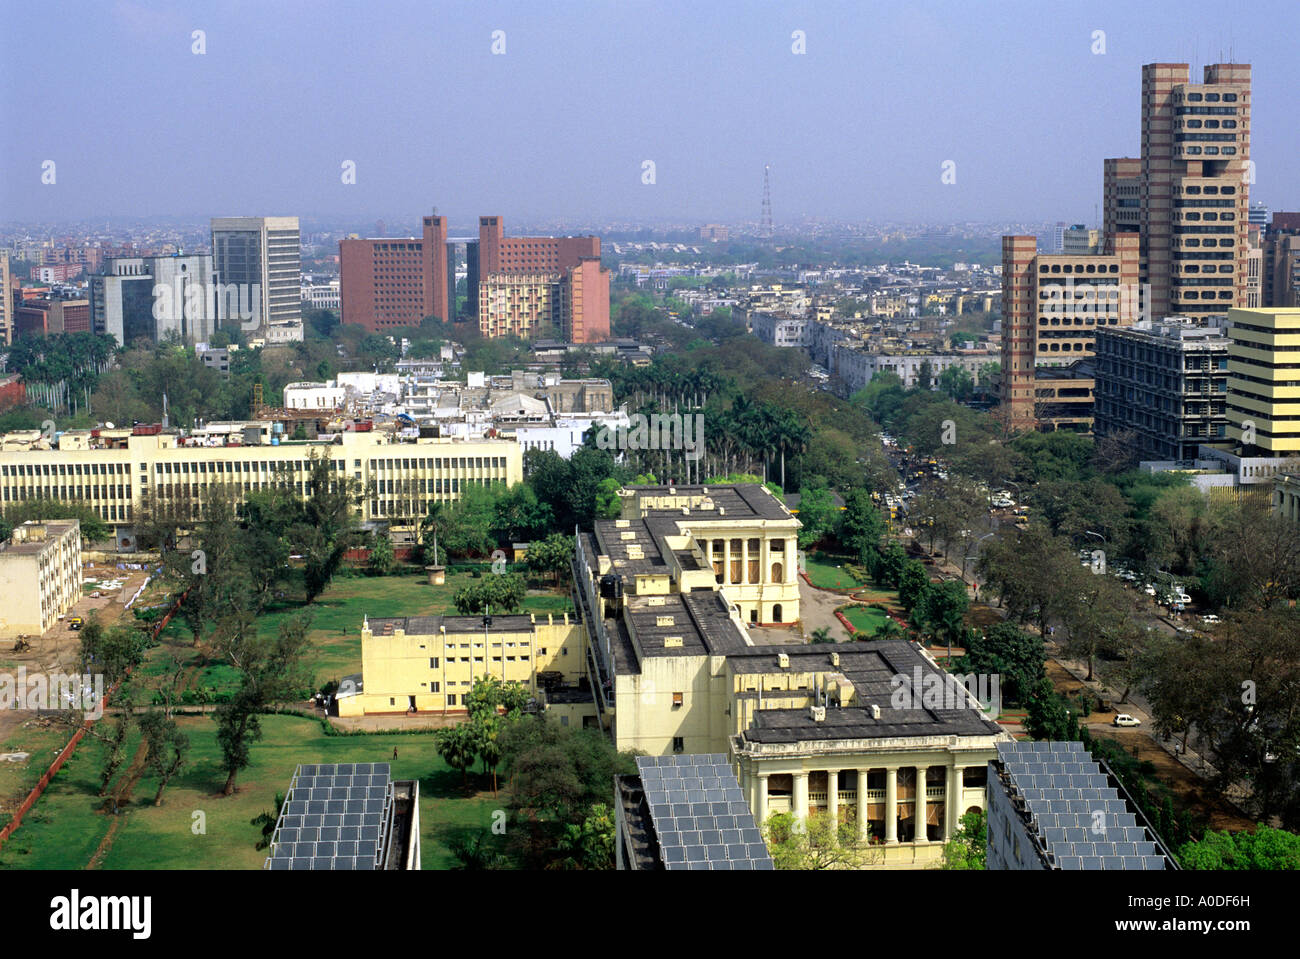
top-left (1113, 714), bottom-right (1142, 728)
top-left (1200, 614), bottom-right (1221, 625)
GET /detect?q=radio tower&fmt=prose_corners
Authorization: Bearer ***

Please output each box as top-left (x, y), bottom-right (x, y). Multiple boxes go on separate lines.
top-left (760, 164), bottom-right (773, 242)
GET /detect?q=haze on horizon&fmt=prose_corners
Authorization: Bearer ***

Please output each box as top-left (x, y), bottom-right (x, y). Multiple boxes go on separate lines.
top-left (1, 0), bottom-right (1297, 229)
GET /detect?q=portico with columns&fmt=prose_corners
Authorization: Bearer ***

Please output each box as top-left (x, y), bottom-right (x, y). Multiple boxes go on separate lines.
top-left (734, 738), bottom-right (1003, 867)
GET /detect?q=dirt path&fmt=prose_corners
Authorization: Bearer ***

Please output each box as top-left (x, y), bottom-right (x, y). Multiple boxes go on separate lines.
top-left (86, 737), bottom-right (151, 870)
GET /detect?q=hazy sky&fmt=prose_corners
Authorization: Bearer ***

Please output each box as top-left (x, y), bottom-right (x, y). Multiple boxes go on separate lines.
top-left (2, 0), bottom-right (1297, 229)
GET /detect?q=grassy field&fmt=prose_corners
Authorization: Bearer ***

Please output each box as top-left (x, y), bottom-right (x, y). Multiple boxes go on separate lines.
top-left (136, 568), bottom-right (575, 699)
top-left (803, 552), bottom-right (867, 590)
top-left (840, 605), bottom-right (892, 636)
top-left (0, 713), bottom-right (504, 870)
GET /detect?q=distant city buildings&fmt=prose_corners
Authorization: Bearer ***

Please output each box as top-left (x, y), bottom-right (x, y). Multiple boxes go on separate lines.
top-left (699, 224), bottom-right (730, 242)
top-left (89, 254), bottom-right (223, 345)
top-left (210, 216), bottom-right (304, 342)
top-left (0, 252), bottom-right (11, 345)
top-left (340, 213), bottom-right (610, 344)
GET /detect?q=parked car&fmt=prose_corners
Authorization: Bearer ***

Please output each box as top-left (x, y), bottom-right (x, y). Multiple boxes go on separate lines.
top-left (1113, 714), bottom-right (1142, 727)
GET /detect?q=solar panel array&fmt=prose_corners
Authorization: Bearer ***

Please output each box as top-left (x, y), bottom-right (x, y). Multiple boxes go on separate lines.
top-left (996, 741), bottom-right (1168, 870)
top-left (636, 754), bottom-right (774, 870)
top-left (264, 763), bottom-right (393, 870)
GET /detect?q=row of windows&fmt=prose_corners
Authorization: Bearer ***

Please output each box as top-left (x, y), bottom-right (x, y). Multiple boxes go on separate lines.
top-left (368, 457), bottom-right (508, 470)
top-left (1179, 92), bottom-right (1239, 103)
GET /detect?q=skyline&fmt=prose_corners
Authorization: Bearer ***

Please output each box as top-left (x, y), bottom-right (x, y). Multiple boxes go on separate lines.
top-left (0, 0), bottom-right (1297, 225)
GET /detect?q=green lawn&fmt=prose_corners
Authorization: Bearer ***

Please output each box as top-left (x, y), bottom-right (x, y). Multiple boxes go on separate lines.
top-left (803, 552), bottom-right (867, 590)
top-left (138, 568), bottom-right (575, 698)
top-left (0, 713), bottom-right (503, 870)
top-left (840, 605), bottom-right (892, 636)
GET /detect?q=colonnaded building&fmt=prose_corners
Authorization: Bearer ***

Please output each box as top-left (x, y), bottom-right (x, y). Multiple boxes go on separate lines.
top-left (334, 482), bottom-right (1010, 867)
top-left (0, 423), bottom-right (522, 548)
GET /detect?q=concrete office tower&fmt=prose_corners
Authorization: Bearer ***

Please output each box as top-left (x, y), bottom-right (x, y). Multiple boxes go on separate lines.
top-left (0, 252), bottom-right (10, 346)
top-left (1104, 63), bottom-right (1252, 322)
top-left (1093, 317), bottom-right (1231, 461)
top-left (210, 216), bottom-right (303, 341)
top-left (1000, 233), bottom-right (1141, 431)
top-left (90, 254), bottom-right (223, 345)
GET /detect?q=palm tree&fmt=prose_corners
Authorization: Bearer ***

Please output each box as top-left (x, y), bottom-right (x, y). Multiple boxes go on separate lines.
top-left (421, 501), bottom-right (446, 566)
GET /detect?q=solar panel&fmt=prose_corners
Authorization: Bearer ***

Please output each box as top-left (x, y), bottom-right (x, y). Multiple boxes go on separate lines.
top-left (264, 763), bottom-right (394, 870)
top-left (998, 741), bottom-right (1172, 870)
top-left (635, 754), bottom-right (772, 869)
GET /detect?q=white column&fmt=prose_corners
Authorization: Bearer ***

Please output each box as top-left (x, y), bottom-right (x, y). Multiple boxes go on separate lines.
top-left (793, 771), bottom-right (809, 828)
top-left (724, 539), bottom-right (732, 584)
top-left (914, 766), bottom-right (927, 843)
top-left (946, 765), bottom-right (960, 839)
top-left (885, 767), bottom-right (898, 844)
top-left (857, 769), bottom-right (871, 842)
top-left (757, 774), bottom-right (769, 827)
top-left (741, 538), bottom-right (750, 584)
top-left (827, 768), bottom-right (839, 835)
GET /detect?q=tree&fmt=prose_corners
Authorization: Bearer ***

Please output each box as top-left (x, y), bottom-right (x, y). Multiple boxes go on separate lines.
top-left (369, 534), bottom-right (396, 576)
top-left (525, 532), bottom-right (576, 584)
top-left (453, 573), bottom-right (527, 615)
top-left (1179, 826), bottom-right (1300, 870)
top-left (138, 709), bottom-right (190, 806)
top-left (898, 561), bottom-right (931, 614)
top-left (213, 612), bottom-right (313, 795)
top-left (435, 722), bottom-right (479, 788)
top-left (439, 482), bottom-right (502, 558)
top-left (795, 485), bottom-right (838, 548)
top-left (554, 803), bottom-right (617, 870)
top-left (914, 579), bottom-right (969, 648)
top-left (963, 622), bottom-right (1046, 708)
top-left (840, 488), bottom-right (885, 563)
top-left (809, 627), bottom-right (835, 644)
top-left (1024, 678), bottom-right (1079, 742)
top-left (942, 809), bottom-right (987, 869)
top-left (293, 452), bottom-right (366, 602)
top-left (762, 810), bottom-right (879, 869)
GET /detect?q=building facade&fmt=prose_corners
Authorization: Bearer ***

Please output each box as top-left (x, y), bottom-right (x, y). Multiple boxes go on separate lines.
top-left (1226, 306), bottom-right (1300, 454)
top-left (0, 519), bottom-right (82, 638)
top-left (0, 427), bottom-right (522, 544)
top-left (211, 216), bottom-right (303, 341)
top-left (1000, 233), bottom-right (1141, 430)
top-left (1104, 63), bottom-right (1252, 323)
top-left (1094, 317), bottom-right (1230, 461)
top-left (89, 254), bottom-right (225, 345)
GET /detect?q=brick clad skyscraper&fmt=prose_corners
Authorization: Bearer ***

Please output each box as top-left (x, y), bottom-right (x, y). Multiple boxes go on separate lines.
top-left (340, 212), bottom-right (609, 343)
top-left (1104, 62), bottom-right (1252, 321)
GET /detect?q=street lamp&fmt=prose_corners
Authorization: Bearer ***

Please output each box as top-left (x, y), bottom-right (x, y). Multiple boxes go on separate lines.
top-left (963, 531), bottom-right (997, 581)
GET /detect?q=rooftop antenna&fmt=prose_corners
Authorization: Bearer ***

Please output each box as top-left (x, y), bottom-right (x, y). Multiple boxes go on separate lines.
top-left (162, 392), bottom-right (169, 429)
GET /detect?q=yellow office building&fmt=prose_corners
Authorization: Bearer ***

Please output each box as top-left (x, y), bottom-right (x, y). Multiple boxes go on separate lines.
top-left (337, 611), bottom-right (588, 718)
top-left (0, 426), bottom-right (523, 543)
top-left (1226, 307), bottom-right (1300, 453)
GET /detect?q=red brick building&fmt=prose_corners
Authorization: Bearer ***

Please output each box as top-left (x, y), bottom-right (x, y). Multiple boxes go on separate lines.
top-left (339, 212), bottom-right (608, 343)
top-left (14, 298), bottom-right (91, 337)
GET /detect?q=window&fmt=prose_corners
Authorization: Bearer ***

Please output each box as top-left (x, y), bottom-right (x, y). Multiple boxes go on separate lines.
top-left (448, 694), bottom-right (457, 706)
top-left (672, 737), bottom-right (685, 753)
top-left (429, 657), bottom-right (439, 668)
